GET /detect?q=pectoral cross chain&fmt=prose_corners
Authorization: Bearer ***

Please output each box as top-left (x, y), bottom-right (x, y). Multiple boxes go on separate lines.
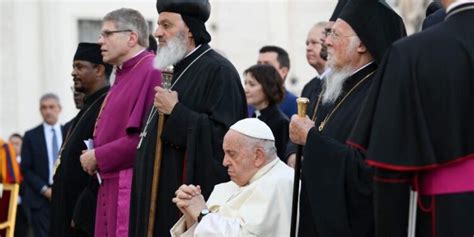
top-left (137, 130), bottom-right (147, 149)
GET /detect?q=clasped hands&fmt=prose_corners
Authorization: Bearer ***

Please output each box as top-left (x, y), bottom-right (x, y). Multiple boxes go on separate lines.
top-left (172, 184), bottom-right (207, 227)
top-left (154, 86), bottom-right (179, 114)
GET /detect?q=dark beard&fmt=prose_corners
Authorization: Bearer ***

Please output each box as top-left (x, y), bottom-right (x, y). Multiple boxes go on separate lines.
top-left (320, 45), bottom-right (328, 61)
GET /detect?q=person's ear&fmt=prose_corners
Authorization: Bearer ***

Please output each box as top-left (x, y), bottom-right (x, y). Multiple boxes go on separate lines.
top-left (95, 64), bottom-right (105, 77)
top-left (357, 41), bottom-right (368, 53)
top-left (128, 31), bottom-right (139, 47)
top-left (254, 148), bottom-right (266, 168)
top-left (280, 67), bottom-right (289, 80)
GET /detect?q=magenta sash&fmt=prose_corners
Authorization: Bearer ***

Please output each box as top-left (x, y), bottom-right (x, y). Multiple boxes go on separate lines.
top-left (420, 158), bottom-right (474, 195)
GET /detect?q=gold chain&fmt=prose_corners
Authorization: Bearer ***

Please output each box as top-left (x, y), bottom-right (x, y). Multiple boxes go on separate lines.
top-left (313, 70), bottom-right (376, 132)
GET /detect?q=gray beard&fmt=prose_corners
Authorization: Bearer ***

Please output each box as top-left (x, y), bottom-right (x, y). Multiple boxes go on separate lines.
top-left (154, 32), bottom-right (188, 70)
top-left (321, 66), bottom-right (353, 105)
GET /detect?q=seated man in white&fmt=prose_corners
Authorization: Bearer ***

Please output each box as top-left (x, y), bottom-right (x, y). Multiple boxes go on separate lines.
top-left (171, 118), bottom-right (294, 237)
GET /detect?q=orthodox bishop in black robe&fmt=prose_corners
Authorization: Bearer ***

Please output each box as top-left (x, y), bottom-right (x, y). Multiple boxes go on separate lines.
top-left (291, 0), bottom-right (406, 236)
top-left (129, 1), bottom-right (247, 236)
top-left (348, 1), bottom-right (474, 236)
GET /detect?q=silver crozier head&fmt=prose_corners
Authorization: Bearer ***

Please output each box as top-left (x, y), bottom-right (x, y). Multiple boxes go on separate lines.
top-left (161, 66), bottom-right (174, 89)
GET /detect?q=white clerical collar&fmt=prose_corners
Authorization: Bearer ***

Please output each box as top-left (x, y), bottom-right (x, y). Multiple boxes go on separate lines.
top-left (184, 44), bottom-right (202, 59)
top-left (447, 0), bottom-right (474, 13)
top-left (247, 158), bottom-right (279, 185)
top-left (117, 48), bottom-right (147, 70)
top-left (351, 61), bottom-right (374, 76)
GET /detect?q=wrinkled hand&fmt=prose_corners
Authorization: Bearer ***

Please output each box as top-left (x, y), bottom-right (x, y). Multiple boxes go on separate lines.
top-left (80, 149), bottom-right (97, 175)
top-left (172, 184), bottom-right (202, 214)
top-left (172, 184), bottom-right (205, 228)
top-left (289, 115), bottom-right (315, 145)
top-left (154, 86), bottom-right (178, 114)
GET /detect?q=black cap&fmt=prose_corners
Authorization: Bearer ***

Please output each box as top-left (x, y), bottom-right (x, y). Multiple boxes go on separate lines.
top-left (330, 0), bottom-right (349, 21)
top-left (156, 0), bottom-right (210, 22)
top-left (73, 43), bottom-right (113, 76)
top-left (156, 0), bottom-right (211, 45)
top-left (338, 0), bottom-right (406, 64)
top-left (74, 43), bottom-right (104, 65)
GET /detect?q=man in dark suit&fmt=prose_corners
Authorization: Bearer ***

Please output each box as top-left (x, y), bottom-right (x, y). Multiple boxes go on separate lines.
top-left (21, 93), bottom-right (64, 237)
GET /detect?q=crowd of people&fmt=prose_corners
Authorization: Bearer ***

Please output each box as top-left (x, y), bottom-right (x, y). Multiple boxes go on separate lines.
top-left (1, 0), bottom-right (473, 236)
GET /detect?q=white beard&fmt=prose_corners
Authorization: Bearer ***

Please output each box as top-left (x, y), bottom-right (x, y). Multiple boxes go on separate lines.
top-left (154, 31), bottom-right (188, 70)
top-left (321, 66), bottom-right (353, 105)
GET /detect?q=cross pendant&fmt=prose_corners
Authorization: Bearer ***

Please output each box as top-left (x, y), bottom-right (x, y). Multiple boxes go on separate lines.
top-left (137, 131), bottom-right (147, 149)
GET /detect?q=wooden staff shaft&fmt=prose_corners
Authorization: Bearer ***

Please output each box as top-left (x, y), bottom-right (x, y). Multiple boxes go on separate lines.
top-left (290, 97), bottom-right (309, 237)
top-left (147, 112), bottom-right (166, 237)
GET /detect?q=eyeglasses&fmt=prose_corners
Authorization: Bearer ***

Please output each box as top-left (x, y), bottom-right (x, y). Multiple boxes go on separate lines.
top-left (100, 29), bottom-right (132, 38)
top-left (322, 28), bottom-right (332, 37)
top-left (326, 29), bottom-right (356, 40)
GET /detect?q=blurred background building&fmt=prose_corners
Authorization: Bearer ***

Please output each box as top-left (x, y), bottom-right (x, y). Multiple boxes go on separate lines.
top-left (0, 0), bottom-right (432, 138)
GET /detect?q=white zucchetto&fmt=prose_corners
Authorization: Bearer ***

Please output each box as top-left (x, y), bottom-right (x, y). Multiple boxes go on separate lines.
top-left (229, 118), bottom-right (275, 141)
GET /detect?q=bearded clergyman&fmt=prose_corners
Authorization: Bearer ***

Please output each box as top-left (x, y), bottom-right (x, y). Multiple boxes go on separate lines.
top-left (289, 0), bottom-right (406, 236)
top-left (128, 0), bottom-right (247, 236)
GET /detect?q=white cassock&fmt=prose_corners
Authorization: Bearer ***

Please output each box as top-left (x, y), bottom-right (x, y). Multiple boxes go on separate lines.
top-left (170, 158), bottom-right (294, 237)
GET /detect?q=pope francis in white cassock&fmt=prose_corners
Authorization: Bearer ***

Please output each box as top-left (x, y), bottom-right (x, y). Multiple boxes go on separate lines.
top-left (170, 118), bottom-right (294, 237)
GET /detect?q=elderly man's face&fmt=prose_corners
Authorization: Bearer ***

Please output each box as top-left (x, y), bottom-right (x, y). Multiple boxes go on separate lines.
top-left (98, 20), bottom-right (133, 66)
top-left (325, 19), bottom-right (359, 70)
top-left (306, 25), bottom-right (326, 73)
top-left (154, 12), bottom-right (189, 48)
top-left (222, 131), bottom-right (259, 186)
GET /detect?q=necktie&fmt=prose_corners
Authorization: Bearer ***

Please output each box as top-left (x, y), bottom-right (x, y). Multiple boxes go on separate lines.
top-left (52, 128), bottom-right (59, 161)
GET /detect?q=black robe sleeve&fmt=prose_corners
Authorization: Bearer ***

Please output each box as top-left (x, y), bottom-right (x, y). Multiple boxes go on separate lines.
top-left (160, 63), bottom-right (246, 196)
top-left (301, 128), bottom-right (374, 236)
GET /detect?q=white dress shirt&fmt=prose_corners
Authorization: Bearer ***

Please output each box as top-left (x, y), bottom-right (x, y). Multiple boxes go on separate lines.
top-left (43, 122), bottom-right (62, 185)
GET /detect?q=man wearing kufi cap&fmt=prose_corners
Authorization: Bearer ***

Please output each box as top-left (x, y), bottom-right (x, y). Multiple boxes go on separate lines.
top-left (50, 42), bottom-right (111, 237)
top-left (170, 118), bottom-right (294, 236)
top-left (348, 0), bottom-right (474, 236)
top-left (289, 0), bottom-right (406, 236)
top-left (129, 1), bottom-right (246, 236)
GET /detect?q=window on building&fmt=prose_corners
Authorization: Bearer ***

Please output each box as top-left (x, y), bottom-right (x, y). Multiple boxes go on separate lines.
top-left (77, 19), bottom-right (154, 43)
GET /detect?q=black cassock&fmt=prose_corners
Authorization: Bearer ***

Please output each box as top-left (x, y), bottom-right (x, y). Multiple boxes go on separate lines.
top-left (129, 44), bottom-right (247, 237)
top-left (298, 63), bottom-right (377, 237)
top-left (348, 4), bottom-right (474, 237)
top-left (51, 86), bottom-right (109, 237)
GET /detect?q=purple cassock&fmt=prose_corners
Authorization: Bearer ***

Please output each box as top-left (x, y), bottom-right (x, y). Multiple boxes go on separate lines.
top-left (92, 50), bottom-right (161, 237)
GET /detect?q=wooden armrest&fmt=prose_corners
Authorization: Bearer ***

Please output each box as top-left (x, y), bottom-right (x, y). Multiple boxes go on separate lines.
top-left (0, 221), bottom-right (12, 229)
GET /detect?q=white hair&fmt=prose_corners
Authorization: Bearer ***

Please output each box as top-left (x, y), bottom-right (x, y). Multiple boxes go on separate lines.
top-left (244, 136), bottom-right (277, 160)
